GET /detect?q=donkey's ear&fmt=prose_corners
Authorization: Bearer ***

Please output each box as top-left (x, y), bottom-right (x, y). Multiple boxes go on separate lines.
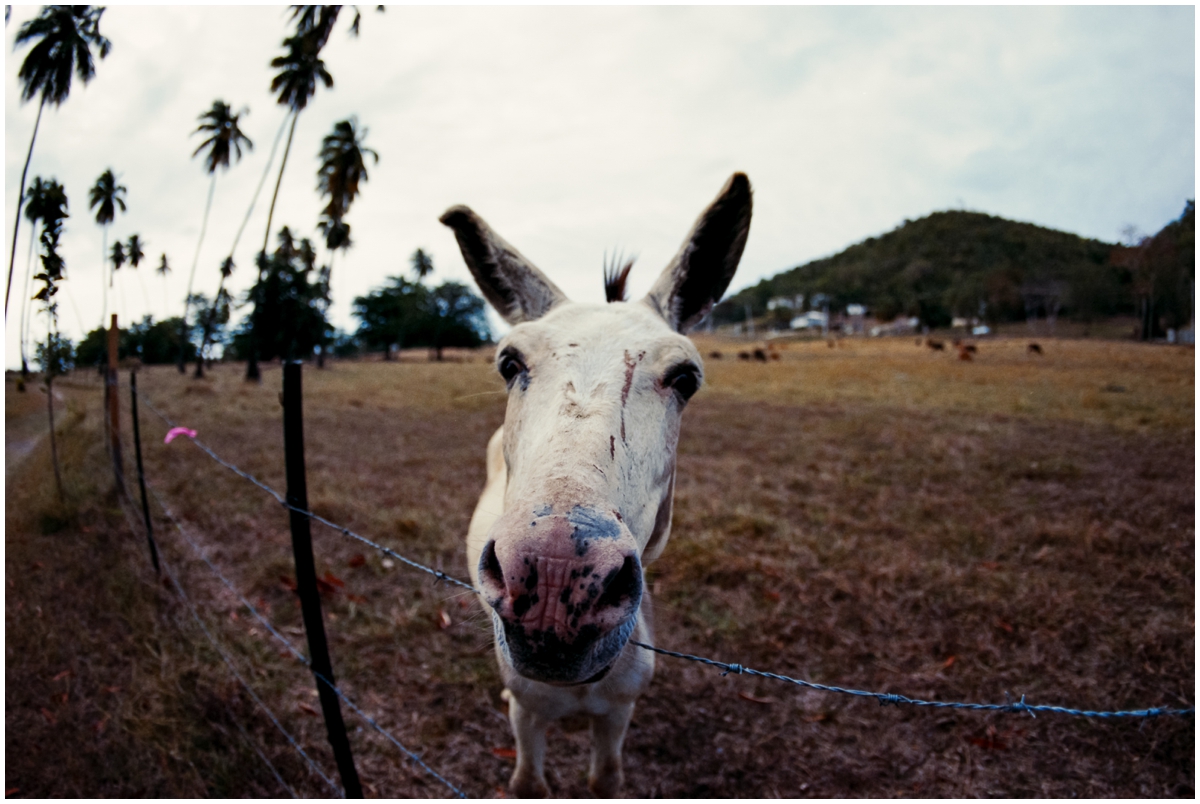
top-left (440, 205), bottom-right (568, 325)
top-left (643, 173), bottom-right (752, 332)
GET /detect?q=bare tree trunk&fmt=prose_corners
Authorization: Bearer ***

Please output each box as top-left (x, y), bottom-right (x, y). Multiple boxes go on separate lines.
top-left (248, 112), bottom-right (299, 383)
top-left (46, 376), bottom-right (63, 502)
top-left (182, 175), bottom-right (216, 375)
top-left (7, 96), bottom-right (45, 319)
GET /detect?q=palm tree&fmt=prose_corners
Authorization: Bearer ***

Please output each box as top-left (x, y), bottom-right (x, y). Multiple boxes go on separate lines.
top-left (109, 240), bottom-right (126, 316)
top-left (314, 116), bottom-right (377, 366)
top-left (180, 100), bottom-right (253, 373)
top-left (156, 252), bottom-right (171, 313)
top-left (88, 168), bottom-right (126, 327)
top-left (410, 248), bottom-right (434, 282)
top-left (245, 30), bottom-right (333, 381)
top-left (126, 233), bottom-right (149, 316)
top-left (8, 6), bottom-right (111, 318)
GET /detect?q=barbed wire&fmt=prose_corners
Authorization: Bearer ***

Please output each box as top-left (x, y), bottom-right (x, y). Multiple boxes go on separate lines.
top-left (129, 383), bottom-right (1195, 722)
top-left (134, 388), bottom-right (474, 593)
top-left (157, 551), bottom-right (344, 798)
top-left (221, 700), bottom-right (299, 799)
top-left (110, 484), bottom-right (317, 798)
top-left (141, 480), bottom-right (469, 798)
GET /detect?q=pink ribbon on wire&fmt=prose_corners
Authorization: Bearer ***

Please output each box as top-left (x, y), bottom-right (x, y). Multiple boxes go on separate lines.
top-left (164, 426), bottom-right (197, 444)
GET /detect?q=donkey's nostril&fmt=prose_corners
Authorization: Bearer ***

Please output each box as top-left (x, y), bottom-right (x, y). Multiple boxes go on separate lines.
top-left (596, 554), bottom-right (641, 611)
top-left (479, 540), bottom-right (504, 596)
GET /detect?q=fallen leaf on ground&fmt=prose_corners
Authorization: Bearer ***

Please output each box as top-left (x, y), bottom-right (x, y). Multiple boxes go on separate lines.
top-left (492, 747), bottom-right (517, 759)
top-left (347, 554), bottom-right (366, 568)
top-left (299, 703), bottom-right (320, 717)
top-left (438, 610), bottom-right (453, 629)
top-left (803, 713), bottom-right (828, 723)
top-left (51, 670), bottom-right (72, 681)
top-left (279, 576), bottom-right (297, 592)
top-left (103, 686), bottom-right (121, 694)
top-left (995, 618), bottom-right (1014, 633)
top-left (737, 691), bottom-right (777, 704)
top-left (941, 655), bottom-right (957, 669)
top-left (322, 572), bottom-right (345, 588)
top-left (347, 593), bottom-right (367, 604)
top-left (6, 787), bottom-right (19, 795)
top-left (39, 708), bottom-right (56, 725)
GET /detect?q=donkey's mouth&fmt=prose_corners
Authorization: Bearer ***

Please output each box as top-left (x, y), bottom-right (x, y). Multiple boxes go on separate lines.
top-left (495, 611), bottom-right (636, 685)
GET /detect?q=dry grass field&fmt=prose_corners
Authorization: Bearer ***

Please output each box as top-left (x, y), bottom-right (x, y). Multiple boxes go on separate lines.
top-left (5, 335), bottom-right (1194, 797)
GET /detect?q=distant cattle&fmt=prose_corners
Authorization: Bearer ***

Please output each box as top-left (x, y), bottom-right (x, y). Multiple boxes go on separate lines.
top-left (957, 347), bottom-right (972, 361)
top-left (708, 350), bottom-right (723, 360)
top-left (1028, 343), bottom-right (1043, 355)
top-left (963, 344), bottom-right (977, 354)
top-left (738, 351), bottom-right (751, 361)
top-left (770, 351), bottom-right (781, 360)
top-left (926, 339), bottom-right (945, 352)
top-left (753, 348), bottom-right (768, 362)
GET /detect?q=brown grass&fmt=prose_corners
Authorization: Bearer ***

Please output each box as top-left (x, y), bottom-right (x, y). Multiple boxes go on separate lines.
top-left (5, 337), bottom-right (1194, 797)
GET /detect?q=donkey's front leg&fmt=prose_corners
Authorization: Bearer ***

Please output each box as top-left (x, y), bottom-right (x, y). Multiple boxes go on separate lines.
top-left (504, 690), bottom-right (551, 797)
top-left (588, 701), bottom-right (636, 797)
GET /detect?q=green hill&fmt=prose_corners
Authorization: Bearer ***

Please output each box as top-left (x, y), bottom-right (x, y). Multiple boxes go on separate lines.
top-left (714, 210), bottom-right (1131, 330)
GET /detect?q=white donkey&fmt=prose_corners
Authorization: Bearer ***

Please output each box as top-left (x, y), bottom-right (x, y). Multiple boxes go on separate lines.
top-left (440, 173), bottom-right (752, 797)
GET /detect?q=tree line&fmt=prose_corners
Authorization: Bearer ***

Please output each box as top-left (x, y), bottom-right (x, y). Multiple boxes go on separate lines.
top-left (9, 5), bottom-right (492, 384)
top-left (714, 204), bottom-right (1195, 338)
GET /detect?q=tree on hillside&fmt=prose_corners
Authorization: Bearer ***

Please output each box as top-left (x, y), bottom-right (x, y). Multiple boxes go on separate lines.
top-left (182, 100), bottom-right (253, 375)
top-left (77, 315), bottom-right (198, 367)
top-left (715, 210), bottom-right (1122, 331)
top-left (88, 168), bottom-right (126, 326)
top-left (7, 5), bottom-right (111, 318)
top-left (1113, 201), bottom-right (1195, 340)
top-left (314, 116), bottom-right (378, 367)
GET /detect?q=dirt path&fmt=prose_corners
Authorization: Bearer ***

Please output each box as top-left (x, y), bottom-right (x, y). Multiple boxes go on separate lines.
top-left (5, 388), bottom-right (64, 479)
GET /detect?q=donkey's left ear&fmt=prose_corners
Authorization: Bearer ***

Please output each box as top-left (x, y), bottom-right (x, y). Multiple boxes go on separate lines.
top-left (643, 173), bottom-right (752, 332)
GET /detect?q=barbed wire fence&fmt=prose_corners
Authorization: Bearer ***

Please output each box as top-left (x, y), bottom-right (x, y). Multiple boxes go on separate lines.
top-left (91, 357), bottom-right (1193, 798)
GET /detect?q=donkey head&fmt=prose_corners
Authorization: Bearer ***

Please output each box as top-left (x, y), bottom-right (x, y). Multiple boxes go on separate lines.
top-left (442, 174), bottom-right (752, 685)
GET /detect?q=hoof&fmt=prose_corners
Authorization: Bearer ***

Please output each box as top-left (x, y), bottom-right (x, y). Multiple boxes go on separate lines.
top-left (510, 771), bottom-right (549, 798)
top-left (588, 765), bottom-right (623, 798)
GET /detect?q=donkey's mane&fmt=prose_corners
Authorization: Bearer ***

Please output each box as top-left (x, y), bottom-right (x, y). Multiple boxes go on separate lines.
top-left (603, 252), bottom-right (635, 303)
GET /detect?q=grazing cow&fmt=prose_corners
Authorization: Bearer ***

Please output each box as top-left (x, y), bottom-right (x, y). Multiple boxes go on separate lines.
top-left (708, 350), bottom-right (723, 360)
top-left (738, 351), bottom-right (751, 361)
top-left (1028, 343), bottom-right (1043, 355)
top-left (957, 346), bottom-right (972, 361)
top-left (440, 173), bottom-right (752, 797)
top-left (753, 348), bottom-right (768, 362)
top-left (926, 338), bottom-right (945, 351)
top-left (964, 344), bottom-right (977, 353)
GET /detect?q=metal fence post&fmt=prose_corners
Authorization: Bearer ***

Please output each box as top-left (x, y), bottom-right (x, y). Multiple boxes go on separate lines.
top-left (106, 314), bottom-right (125, 494)
top-left (282, 360), bottom-right (363, 798)
top-left (129, 371), bottom-right (160, 574)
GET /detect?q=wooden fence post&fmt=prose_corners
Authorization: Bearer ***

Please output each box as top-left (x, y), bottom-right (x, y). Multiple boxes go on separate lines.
top-left (107, 314), bottom-right (125, 494)
top-left (129, 371), bottom-right (160, 574)
top-left (282, 360), bottom-right (363, 798)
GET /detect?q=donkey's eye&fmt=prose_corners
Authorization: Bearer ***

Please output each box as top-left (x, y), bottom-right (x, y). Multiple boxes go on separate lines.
top-left (497, 349), bottom-right (527, 386)
top-left (662, 363), bottom-right (701, 402)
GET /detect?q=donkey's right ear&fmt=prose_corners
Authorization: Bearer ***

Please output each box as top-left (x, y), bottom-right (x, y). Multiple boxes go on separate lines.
top-left (439, 206), bottom-right (568, 325)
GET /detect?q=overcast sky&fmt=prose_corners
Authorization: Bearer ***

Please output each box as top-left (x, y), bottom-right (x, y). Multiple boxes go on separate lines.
top-left (5, 4), bottom-right (1194, 368)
